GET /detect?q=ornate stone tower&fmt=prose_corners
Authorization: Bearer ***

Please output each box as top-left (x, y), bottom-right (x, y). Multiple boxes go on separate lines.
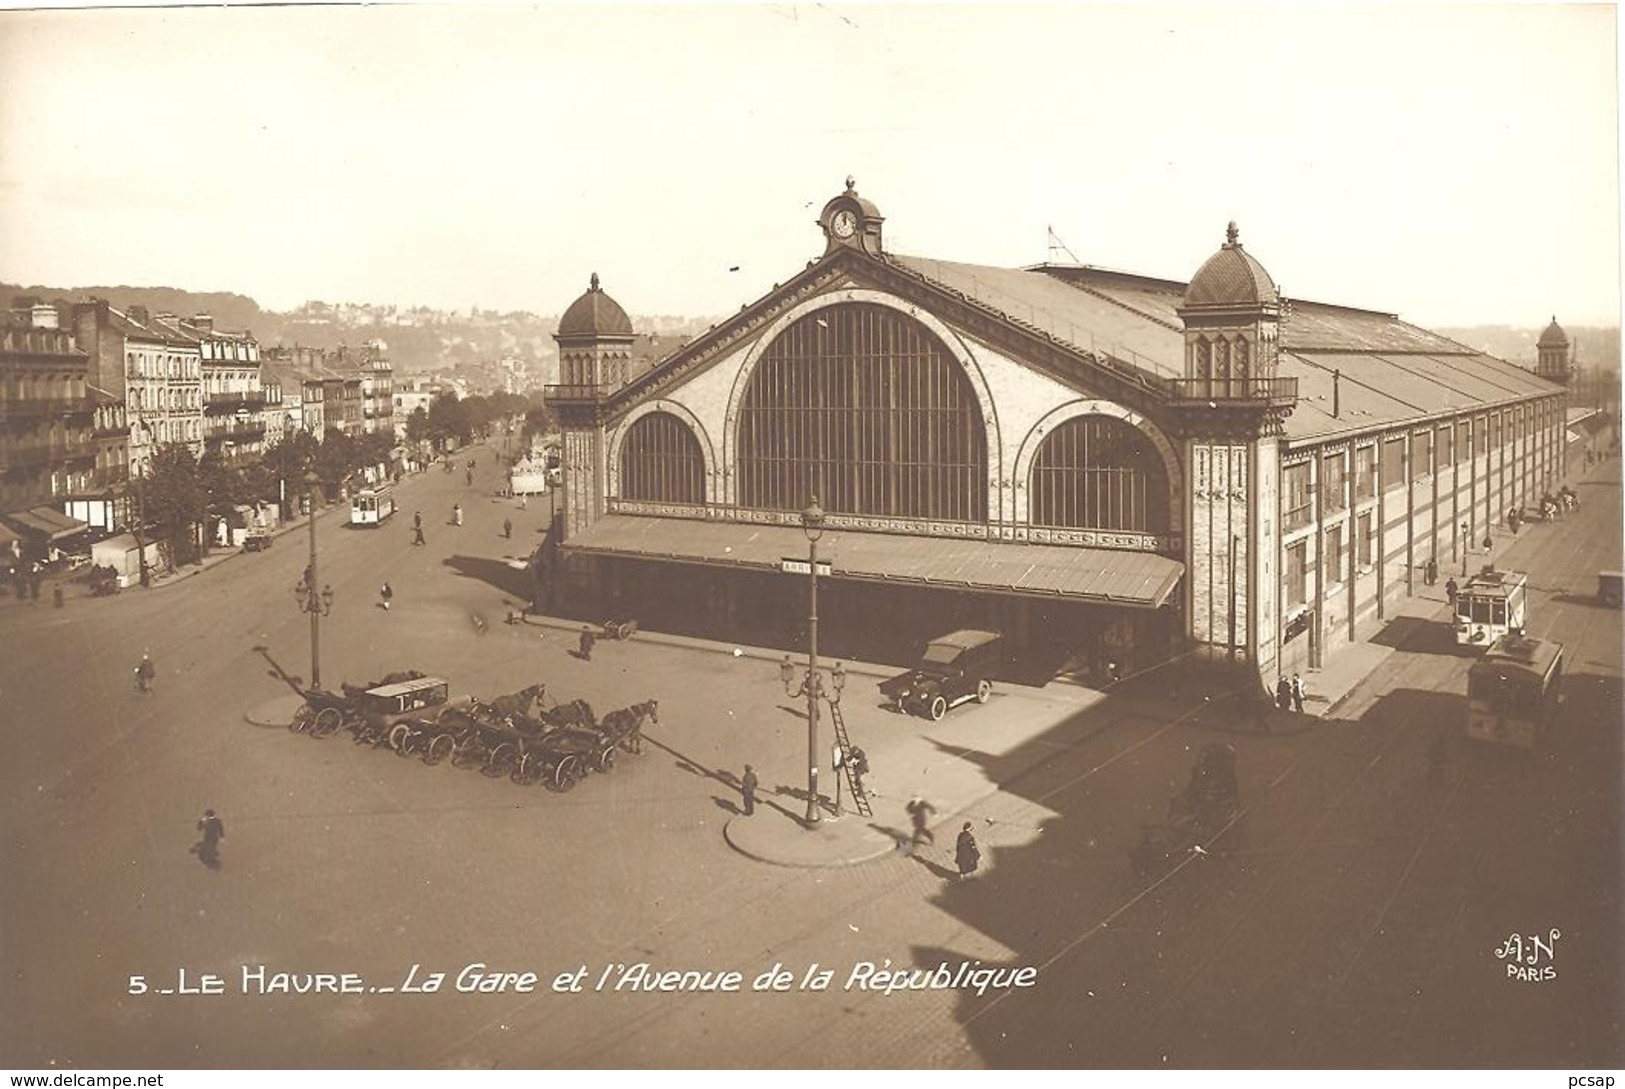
top-left (551, 273), bottom-right (635, 540)
top-left (1170, 223), bottom-right (1297, 685)
top-left (1535, 316), bottom-right (1573, 386)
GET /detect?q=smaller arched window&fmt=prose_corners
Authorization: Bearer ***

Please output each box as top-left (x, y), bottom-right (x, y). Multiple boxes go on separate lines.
top-left (1194, 339), bottom-right (1212, 378)
top-left (1234, 338), bottom-right (1250, 382)
top-left (621, 412), bottom-right (705, 504)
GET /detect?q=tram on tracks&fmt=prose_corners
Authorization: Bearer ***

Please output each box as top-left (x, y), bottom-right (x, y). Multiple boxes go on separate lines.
top-left (1465, 633), bottom-right (1564, 749)
top-left (350, 485), bottom-right (397, 527)
top-left (1453, 567), bottom-right (1528, 647)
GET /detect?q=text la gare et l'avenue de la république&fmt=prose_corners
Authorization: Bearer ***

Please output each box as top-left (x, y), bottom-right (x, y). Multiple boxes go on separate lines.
top-left (128, 959), bottom-right (1039, 999)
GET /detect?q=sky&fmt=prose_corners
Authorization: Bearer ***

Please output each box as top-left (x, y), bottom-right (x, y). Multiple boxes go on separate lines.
top-left (0, 3), bottom-right (1619, 331)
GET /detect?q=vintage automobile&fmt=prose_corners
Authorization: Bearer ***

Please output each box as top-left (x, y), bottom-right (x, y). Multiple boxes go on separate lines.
top-left (242, 529), bottom-right (272, 552)
top-left (878, 629), bottom-right (1005, 721)
top-left (1598, 571), bottom-right (1623, 608)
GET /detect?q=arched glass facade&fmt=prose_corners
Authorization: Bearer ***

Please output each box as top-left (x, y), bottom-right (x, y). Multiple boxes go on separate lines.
top-left (736, 304), bottom-right (986, 520)
top-left (1029, 416), bottom-right (1170, 533)
top-left (620, 411), bottom-right (705, 503)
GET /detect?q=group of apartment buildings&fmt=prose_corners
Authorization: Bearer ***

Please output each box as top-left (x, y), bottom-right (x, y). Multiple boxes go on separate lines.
top-left (0, 296), bottom-right (395, 561)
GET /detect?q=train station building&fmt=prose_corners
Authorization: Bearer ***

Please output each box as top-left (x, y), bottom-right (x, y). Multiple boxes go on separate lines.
top-left (541, 180), bottom-right (1571, 689)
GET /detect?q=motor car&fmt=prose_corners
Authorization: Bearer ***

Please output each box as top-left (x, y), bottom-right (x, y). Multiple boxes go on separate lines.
top-left (1598, 570), bottom-right (1623, 608)
top-left (242, 530), bottom-right (272, 552)
top-left (878, 629), bottom-right (1004, 720)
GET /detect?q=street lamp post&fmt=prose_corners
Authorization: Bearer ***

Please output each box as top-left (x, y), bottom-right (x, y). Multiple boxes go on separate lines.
top-left (802, 497), bottom-right (825, 825)
top-left (1460, 521), bottom-right (1470, 576)
top-left (293, 471), bottom-right (334, 690)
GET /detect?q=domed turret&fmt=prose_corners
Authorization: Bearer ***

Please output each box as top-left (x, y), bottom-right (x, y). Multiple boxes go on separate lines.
top-left (558, 273), bottom-right (633, 339)
top-left (1535, 315), bottom-right (1573, 386)
top-left (1183, 222), bottom-right (1279, 309)
top-left (1537, 316), bottom-right (1570, 350)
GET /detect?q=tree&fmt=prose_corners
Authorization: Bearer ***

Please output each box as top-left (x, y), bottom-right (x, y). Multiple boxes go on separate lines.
top-left (263, 431), bottom-right (319, 505)
top-left (314, 428), bottom-right (358, 495)
top-left (427, 393), bottom-right (472, 447)
top-left (143, 443), bottom-right (208, 570)
top-left (404, 406), bottom-right (432, 445)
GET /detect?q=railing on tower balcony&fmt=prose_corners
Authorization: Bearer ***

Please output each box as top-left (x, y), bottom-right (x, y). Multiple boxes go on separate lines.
top-left (1164, 376), bottom-right (1298, 406)
top-left (543, 382), bottom-right (618, 403)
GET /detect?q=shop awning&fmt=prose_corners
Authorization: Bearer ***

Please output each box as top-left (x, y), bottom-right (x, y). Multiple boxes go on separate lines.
top-left (4, 506), bottom-right (89, 541)
top-left (563, 515), bottom-right (1184, 607)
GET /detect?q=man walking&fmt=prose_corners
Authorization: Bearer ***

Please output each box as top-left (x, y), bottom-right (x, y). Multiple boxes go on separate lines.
top-left (1445, 576), bottom-right (1459, 609)
top-left (1291, 674), bottom-right (1306, 713)
top-left (135, 653), bottom-right (156, 694)
top-left (906, 797), bottom-right (937, 845)
top-left (578, 626), bottom-right (595, 661)
top-left (380, 582), bottom-right (393, 611)
top-left (1276, 676), bottom-right (1292, 711)
top-left (504, 518), bottom-right (513, 540)
top-left (740, 764), bottom-right (758, 816)
top-left (194, 808), bottom-right (225, 869)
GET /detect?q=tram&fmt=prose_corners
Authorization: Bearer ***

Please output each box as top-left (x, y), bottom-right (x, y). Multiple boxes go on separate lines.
top-left (1453, 567), bottom-right (1527, 647)
top-left (1465, 633), bottom-right (1564, 749)
top-left (350, 485), bottom-right (397, 528)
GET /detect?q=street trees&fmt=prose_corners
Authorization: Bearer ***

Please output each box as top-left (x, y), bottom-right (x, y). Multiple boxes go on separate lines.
top-left (143, 443), bottom-right (208, 571)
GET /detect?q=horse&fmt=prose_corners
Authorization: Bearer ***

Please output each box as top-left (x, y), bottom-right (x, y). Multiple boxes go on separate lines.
top-left (486, 683), bottom-right (546, 723)
top-left (541, 698), bottom-right (596, 730)
top-left (600, 698), bottom-right (658, 754)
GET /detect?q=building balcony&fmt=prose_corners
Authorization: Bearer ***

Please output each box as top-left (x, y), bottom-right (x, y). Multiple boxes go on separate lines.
top-left (205, 420), bottom-right (267, 443)
top-left (0, 397), bottom-right (90, 419)
top-left (544, 383), bottom-right (618, 404)
top-left (1163, 376), bottom-right (1298, 407)
top-left (1, 440), bottom-right (95, 467)
top-left (203, 391), bottom-right (267, 411)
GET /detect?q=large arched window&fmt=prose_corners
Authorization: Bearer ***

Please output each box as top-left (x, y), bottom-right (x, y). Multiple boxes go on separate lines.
top-left (1029, 416), bottom-right (1170, 533)
top-left (621, 411), bottom-right (704, 503)
top-left (737, 304), bottom-right (986, 520)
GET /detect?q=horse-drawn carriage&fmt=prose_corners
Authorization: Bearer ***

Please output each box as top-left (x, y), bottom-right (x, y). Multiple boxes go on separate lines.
top-left (1131, 742), bottom-right (1241, 879)
top-left (600, 618), bottom-right (639, 641)
top-left (285, 673), bottom-right (658, 793)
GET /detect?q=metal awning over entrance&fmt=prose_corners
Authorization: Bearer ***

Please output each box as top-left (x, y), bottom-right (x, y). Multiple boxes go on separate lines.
top-left (4, 506), bottom-right (90, 541)
top-left (564, 515), bottom-right (1184, 607)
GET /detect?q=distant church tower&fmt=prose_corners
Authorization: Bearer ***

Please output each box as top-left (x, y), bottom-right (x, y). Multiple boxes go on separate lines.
top-left (1535, 316), bottom-right (1573, 386)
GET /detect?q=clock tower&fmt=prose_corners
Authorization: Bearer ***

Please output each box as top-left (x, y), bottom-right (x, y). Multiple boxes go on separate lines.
top-left (817, 177), bottom-right (885, 256)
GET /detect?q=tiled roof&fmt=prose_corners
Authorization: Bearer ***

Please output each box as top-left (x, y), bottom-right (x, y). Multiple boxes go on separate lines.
top-left (558, 273), bottom-right (633, 338)
top-left (880, 254), bottom-right (1562, 442)
top-left (887, 254), bottom-right (1185, 377)
top-left (1183, 227), bottom-right (1280, 308)
top-left (1537, 317), bottom-right (1570, 348)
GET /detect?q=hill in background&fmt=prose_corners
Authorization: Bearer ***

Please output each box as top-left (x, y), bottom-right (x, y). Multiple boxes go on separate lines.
top-left (3, 281), bottom-right (720, 378)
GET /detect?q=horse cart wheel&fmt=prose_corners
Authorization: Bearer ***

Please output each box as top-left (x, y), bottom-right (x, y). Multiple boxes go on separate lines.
top-left (510, 753), bottom-right (540, 786)
top-left (488, 742), bottom-right (518, 777)
top-left (596, 746), bottom-right (616, 773)
top-left (290, 705), bottom-right (315, 733)
top-left (423, 733), bottom-right (454, 766)
top-left (389, 723), bottom-right (416, 756)
top-left (312, 707), bottom-right (343, 737)
top-left (553, 756), bottom-right (580, 791)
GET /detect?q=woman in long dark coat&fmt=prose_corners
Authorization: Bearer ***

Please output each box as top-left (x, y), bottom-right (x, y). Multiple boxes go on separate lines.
top-left (955, 822), bottom-right (981, 879)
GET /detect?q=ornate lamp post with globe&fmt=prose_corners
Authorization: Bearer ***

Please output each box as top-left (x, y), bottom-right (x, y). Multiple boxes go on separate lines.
top-left (292, 471), bottom-right (334, 690)
top-left (773, 497), bottom-right (850, 825)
